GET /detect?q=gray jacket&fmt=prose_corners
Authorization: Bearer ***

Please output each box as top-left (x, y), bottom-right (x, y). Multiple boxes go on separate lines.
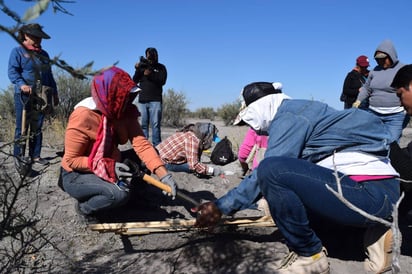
top-left (357, 39), bottom-right (404, 109)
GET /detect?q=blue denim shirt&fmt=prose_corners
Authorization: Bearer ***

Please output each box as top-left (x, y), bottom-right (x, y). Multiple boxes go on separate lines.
top-left (8, 46), bottom-right (58, 95)
top-left (216, 99), bottom-right (392, 215)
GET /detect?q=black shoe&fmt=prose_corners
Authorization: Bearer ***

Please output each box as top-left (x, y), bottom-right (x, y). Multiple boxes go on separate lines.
top-left (33, 157), bottom-right (49, 165)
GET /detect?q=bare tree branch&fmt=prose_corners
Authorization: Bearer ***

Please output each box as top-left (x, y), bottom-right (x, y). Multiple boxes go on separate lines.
top-left (329, 152), bottom-right (404, 273)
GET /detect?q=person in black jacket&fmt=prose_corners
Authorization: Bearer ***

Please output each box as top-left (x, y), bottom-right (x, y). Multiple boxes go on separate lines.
top-left (133, 47), bottom-right (167, 146)
top-left (340, 55), bottom-right (370, 109)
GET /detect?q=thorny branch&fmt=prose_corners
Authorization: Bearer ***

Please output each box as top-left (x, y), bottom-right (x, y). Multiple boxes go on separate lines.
top-left (329, 152), bottom-right (403, 273)
top-left (0, 0), bottom-right (108, 80)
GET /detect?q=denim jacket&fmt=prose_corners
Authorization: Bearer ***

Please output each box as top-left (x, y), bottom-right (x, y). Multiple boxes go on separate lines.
top-left (8, 46), bottom-right (58, 95)
top-left (216, 99), bottom-right (392, 215)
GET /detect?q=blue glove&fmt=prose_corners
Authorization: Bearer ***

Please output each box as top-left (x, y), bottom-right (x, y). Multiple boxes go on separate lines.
top-left (160, 173), bottom-right (177, 199)
top-left (115, 180), bottom-right (130, 192)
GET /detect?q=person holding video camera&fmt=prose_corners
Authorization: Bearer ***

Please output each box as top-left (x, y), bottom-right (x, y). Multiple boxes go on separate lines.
top-left (132, 47), bottom-right (167, 146)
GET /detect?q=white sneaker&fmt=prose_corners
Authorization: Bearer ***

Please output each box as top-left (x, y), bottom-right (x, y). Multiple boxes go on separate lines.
top-left (275, 247), bottom-right (330, 274)
top-left (364, 226), bottom-right (393, 273)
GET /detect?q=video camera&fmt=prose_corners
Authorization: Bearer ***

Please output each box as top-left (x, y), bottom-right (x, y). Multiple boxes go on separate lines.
top-left (139, 56), bottom-right (152, 70)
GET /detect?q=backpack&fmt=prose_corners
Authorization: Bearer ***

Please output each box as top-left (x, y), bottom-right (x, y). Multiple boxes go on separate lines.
top-left (210, 136), bottom-right (236, 165)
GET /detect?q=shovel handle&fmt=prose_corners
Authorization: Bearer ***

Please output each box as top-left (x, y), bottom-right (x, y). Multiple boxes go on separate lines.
top-left (21, 109), bottom-right (27, 136)
top-left (142, 174), bottom-right (171, 193)
top-left (142, 174), bottom-right (200, 207)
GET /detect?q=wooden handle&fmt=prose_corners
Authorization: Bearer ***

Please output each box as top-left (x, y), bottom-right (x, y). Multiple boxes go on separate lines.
top-left (141, 174), bottom-right (200, 206)
top-left (21, 109), bottom-right (27, 136)
top-left (142, 174), bottom-right (171, 193)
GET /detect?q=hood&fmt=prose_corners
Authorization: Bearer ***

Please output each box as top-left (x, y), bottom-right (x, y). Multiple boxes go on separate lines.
top-left (239, 93), bottom-right (291, 135)
top-left (375, 39), bottom-right (398, 64)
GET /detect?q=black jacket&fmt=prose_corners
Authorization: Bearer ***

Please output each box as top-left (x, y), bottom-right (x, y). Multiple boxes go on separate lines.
top-left (340, 69), bottom-right (367, 108)
top-left (133, 62), bottom-right (167, 103)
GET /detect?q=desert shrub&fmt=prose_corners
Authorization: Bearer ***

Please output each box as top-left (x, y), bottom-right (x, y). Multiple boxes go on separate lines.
top-left (0, 70), bottom-right (90, 144)
top-left (53, 69), bottom-right (91, 127)
top-left (194, 107), bottom-right (216, 120)
top-left (0, 86), bottom-right (15, 142)
top-left (216, 100), bottom-right (242, 126)
top-left (0, 2), bottom-right (97, 272)
top-left (0, 147), bottom-right (53, 274)
top-left (0, 85), bottom-right (15, 118)
top-left (0, 114), bottom-right (14, 143)
top-left (162, 88), bottom-right (188, 127)
top-left (42, 117), bottom-right (66, 148)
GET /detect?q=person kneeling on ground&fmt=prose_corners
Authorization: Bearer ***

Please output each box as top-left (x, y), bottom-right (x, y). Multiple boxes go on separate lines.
top-left (156, 122), bottom-right (223, 177)
top-left (194, 82), bottom-right (399, 274)
top-left (60, 67), bottom-right (177, 222)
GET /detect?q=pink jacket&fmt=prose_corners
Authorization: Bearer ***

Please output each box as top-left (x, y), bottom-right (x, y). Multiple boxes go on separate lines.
top-left (238, 128), bottom-right (268, 170)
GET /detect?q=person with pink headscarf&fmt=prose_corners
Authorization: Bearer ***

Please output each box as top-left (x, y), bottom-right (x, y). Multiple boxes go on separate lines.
top-left (60, 66), bottom-right (177, 223)
top-left (238, 128), bottom-right (268, 175)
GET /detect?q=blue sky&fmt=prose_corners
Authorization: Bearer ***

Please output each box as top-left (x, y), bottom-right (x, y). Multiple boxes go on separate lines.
top-left (1, 0), bottom-right (412, 111)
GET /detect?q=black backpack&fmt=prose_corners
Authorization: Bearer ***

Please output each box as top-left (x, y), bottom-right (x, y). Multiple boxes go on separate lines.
top-left (210, 136), bottom-right (236, 165)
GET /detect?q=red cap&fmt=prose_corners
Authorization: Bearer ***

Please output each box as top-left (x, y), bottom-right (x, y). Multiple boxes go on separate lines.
top-left (356, 55), bottom-right (369, 67)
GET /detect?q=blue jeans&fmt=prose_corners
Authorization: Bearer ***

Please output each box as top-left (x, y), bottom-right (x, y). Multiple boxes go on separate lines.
top-left (367, 109), bottom-right (408, 143)
top-left (257, 157), bottom-right (400, 256)
top-left (138, 101), bottom-right (162, 146)
top-left (61, 169), bottom-right (129, 215)
top-left (14, 92), bottom-right (44, 159)
top-left (165, 163), bottom-right (192, 173)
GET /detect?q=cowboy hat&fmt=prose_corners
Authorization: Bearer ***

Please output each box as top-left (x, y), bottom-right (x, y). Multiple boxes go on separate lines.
top-left (20, 23), bottom-right (50, 39)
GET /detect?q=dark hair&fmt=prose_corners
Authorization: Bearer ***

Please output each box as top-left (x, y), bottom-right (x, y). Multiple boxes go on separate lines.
top-left (179, 122), bottom-right (217, 151)
top-left (145, 47), bottom-right (158, 63)
top-left (391, 64), bottom-right (412, 89)
top-left (17, 28), bottom-right (26, 42)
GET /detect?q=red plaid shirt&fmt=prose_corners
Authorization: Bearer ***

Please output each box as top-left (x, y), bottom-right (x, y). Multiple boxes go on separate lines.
top-left (156, 131), bottom-right (208, 174)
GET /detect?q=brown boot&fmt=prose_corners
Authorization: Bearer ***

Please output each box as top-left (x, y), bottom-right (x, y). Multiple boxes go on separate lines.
top-left (364, 226), bottom-right (393, 273)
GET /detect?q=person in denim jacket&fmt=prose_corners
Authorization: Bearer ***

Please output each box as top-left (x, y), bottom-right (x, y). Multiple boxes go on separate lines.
top-left (194, 83), bottom-right (399, 273)
top-left (8, 23), bottom-right (59, 166)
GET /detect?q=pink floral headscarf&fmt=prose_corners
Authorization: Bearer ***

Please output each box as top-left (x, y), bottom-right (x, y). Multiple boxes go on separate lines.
top-left (88, 66), bottom-right (138, 183)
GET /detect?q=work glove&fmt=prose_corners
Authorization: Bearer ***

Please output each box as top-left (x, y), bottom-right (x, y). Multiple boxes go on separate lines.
top-left (212, 167), bottom-right (224, 177)
top-left (352, 100), bottom-right (361, 108)
top-left (115, 162), bottom-right (133, 179)
top-left (160, 173), bottom-right (177, 200)
top-left (192, 201), bottom-right (222, 230)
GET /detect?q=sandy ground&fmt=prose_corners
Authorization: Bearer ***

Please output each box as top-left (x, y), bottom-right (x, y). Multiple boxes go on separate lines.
top-left (1, 119), bottom-right (412, 273)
